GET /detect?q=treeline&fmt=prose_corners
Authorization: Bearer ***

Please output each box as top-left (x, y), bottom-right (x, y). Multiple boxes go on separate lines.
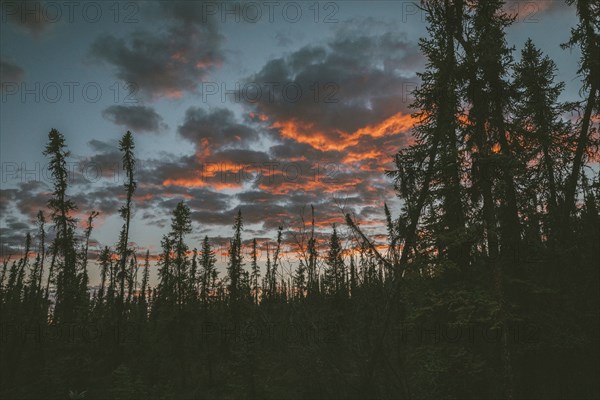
top-left (1, 0), bottom-right (599, 399)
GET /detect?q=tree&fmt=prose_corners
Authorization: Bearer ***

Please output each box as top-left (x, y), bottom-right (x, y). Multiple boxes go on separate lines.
top-left (512, 39), bottom-right (568, 238)
top-left (200, 236), bottom-right (217, 305)
top-left (388, 0), bottom-right (469, 274)
top-left (77, 210), bottom-right (99, 316)
top-left (293, 260), bottom-right (306, 299)
top-left (250, 238), bottom-right (260, 304)
top-left (306, 209), bottom-right (319, 297)
top-left (273, 227), bottom-right (283, 298)
top-left (323, 224), bottom-right (345, 297)
top-left (126, 255), bottom-right (138, 306)
top-left (226, 209), bottom-right (245, 304)
top-left (262, 243), bottom-right (272, 302)
top-left (349, 255), bottom-right (357, 295)
top-left (35, 211), bottom-right (46, 300)
top-left (189, 248), bottom-right (199, 302)
top-left (117, 131), bottom-right (136, 315)
top-left (454, 3), bottom-right (519, 396)
top-left (156, 234), bottom-right (174, 307)
top-left (12, 233), bottom-right (31, 311)
top-left (170, 201), bottom-right (192, 308)
top-left (43, 128), bottom-right (78, 322)
top-left (561, 0), bottom-right (600, 218)
top-left (97, 246), bottom-right (111, 306)
top-left (27, 214), bottom-right (46, 310)
top-left (467, 1), bottom-right (521, 262)
top-left (140, 250), bottom-right (150, 315)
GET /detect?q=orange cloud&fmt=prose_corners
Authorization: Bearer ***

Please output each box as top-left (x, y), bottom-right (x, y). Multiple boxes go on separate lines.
top-left (249, 112), bottom-right (269, 121)
top-left (163, 177), bottom-right (242, 190)
top-left (272, 112), bottom-right (415, 154)
top-left (165, 90), bottom-right (184, 99)
top-left (351, 112), bottom-right (415, 142)
top-left (270, 120), bottom-right (345, 151)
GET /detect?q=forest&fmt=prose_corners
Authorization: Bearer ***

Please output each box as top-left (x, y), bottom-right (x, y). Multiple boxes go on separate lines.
top-left (0, 1), bottom-right (598, 399)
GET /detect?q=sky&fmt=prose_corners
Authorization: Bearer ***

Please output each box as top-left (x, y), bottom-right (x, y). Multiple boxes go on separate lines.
top-left (0, 0), bottom-right (581, 284)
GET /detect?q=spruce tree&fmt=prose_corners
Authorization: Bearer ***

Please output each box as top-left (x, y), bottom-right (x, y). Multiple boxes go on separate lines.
top-left (324, 224), bottom-right (345, 297)
top-left (250, 238), bottom-right (260, 304)
top-left (226, 209), bottom-right (244, 304)
top-left (200, 236), bottom-right (217, 306)
top-left (117, 131), bottom-right (136, 315)
top-left (170, 201), bottom-right (192, 308)
top-left (43, 128), bottom-right (78, 321)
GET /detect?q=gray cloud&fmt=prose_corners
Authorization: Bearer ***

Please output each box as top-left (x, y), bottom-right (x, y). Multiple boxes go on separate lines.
top-left (274, 30), bottom-right (303, 47)
top-left (0, 189), bottom-right (18, 214)
top-left (89, 2), bottom-right (224, 99)
top-left (5, 181), bottom-right (50, 220)
top-left (0, 59), bottom-right (24, 84)
top-left (102, 105), bottom-right (167, 133)
top-left (2, 0), bottom-right (52, 37)
top-left (88, 139), bottom-right (117, 153)
top-left (242, 25), bottom-right (422, 137)
top-left (178, 107), bottom-right (261, 154)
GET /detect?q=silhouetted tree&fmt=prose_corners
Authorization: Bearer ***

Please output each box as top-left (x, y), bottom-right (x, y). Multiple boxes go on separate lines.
top-left (170, 201), bottom-right (192, 308)
top-left (323, 224), bottom-right (345, 297)
top-left (561, 0), bottom-right (600, 218)
top-left (97, 246), bottom-right (111, 306)
top-left (512, 39), bottom-right (569, 240)
top-left (200, 236), bottom-right (217, 306)
top-left (139, 249), bottom-right (150, 316)
top-left (226, 209), bottom-right (245, 304)
top-left (43, 128), bottom-right (78, 322)
top-left (117, 131), bottom-right (136, 315)
top-left (293, 260), bottom-right (306, 299)
top-left (250, 238), bottom-right (260, 304)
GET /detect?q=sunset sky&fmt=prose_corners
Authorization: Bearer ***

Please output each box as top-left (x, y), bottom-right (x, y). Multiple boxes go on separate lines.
top-left (0, 0), bottom-right (582, 283)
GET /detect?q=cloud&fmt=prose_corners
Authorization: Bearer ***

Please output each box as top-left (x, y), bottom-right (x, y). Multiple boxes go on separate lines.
top-left (4, 181), bottom-right (51, 220)
top-left (0, 59), bottom-right (24, 84)
top-left (192, 23), bottom-right (420, 231)
top-left (2, 0), bottom-right (52, 37)
top-left (0, 189), bottom-right (18, 214)
top-left (102, 105), bottom-right (167, 133)
top-left (153, 21), bottom-right (416, 232)
top-left (89, 2), bottom-right (224, 99)
top-left (88, 139), bottom-right (117, 153)
top-left (241, 25), bottom-right (421, 154)
top-left (178, 107), bottom-right (261, 155)
top-left (0, 17), bottom-right (417, 248)
top-left (274, 30), bottom-right (303, 47)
